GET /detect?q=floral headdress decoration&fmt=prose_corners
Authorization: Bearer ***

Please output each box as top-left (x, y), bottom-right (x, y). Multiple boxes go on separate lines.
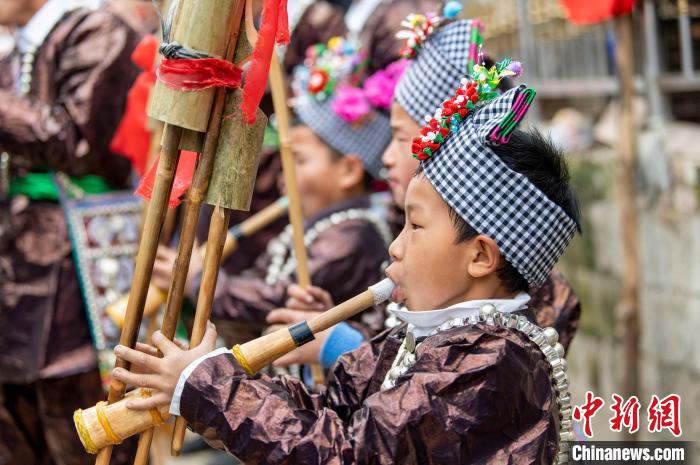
top-left (293, 36), bottom-right (409, 124)
top-left (396, 1), bottom-right (470, 58)
top-left (294, 37), bottom-right (367, 102)
top-left (411, 58), bottom-right (527, 160)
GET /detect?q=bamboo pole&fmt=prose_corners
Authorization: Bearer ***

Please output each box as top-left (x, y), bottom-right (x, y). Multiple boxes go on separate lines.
top-left (133, 2), bottom-right (246, 462)
top-left (268, 53), bottom-right (328, 384)
top-left (105, 197), bottom-right (289, 327)
top-left (95, 123), bottom-right (183, 465)
top-left (268, 54), bottom-right (312, 289)
top-left (138, 123), bottom-right (164, 236)
top-left (613, 13), bottom-right (640, 434)
top-left (170, 204), bottom-right (231, 455)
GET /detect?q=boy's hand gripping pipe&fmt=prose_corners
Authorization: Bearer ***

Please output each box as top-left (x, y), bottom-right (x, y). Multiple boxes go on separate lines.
top-left (73, 279), bottom-right (395, 453)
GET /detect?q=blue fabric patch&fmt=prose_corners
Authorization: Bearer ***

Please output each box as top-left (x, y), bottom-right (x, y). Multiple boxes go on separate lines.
top-left (320, 322), bottom-right (365, 370)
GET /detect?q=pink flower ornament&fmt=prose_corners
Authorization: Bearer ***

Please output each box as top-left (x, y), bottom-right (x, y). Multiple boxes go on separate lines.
top-left (331, 85), bottom-right (371, 123)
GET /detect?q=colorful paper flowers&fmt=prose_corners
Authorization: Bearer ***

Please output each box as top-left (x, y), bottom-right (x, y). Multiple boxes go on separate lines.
top-left (294, 36), bottom-right (409, 124)
top-left (363, 59), bottom-right (409, 110)
top-left (331, 85), bottom-right (372, 123)
top-left (396, 13), bottom-right (443, 59)
top-left (411, 58), bottom-right (523, 160)
top-left (298, 37), bottom-right (366, 102)
top-left (395, 3), bottom-right (464, 59)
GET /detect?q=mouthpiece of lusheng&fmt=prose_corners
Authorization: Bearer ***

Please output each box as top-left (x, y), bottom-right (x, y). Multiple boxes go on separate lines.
top-left (232, 278), bottom-right (395, 374)
top-left (368, 278), bottom-right (395, 305)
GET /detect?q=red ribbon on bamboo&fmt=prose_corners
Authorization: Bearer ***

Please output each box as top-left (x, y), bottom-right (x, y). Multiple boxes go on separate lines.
top-left (136, 151), bottom-right (199, 208)
top-left (240, 0), bottom-right (289, 124)
top-left (152, 0), bottom-right (289, 124)
top-left (157, 58), bottom-right (243, 91)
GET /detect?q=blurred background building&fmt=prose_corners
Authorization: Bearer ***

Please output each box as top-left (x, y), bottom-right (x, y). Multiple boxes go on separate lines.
top-left (463, 0), bottom-right (700, 446)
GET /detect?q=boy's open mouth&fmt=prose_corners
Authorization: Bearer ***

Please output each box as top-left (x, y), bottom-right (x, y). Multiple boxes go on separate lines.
top-left (385, 268), bottom-right (405, 305)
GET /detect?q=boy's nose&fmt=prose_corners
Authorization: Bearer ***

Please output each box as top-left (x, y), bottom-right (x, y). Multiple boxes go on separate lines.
top-left (381, 143), bottom-right (395, 167)
top-left (388, 234), bottom-right (403, 261)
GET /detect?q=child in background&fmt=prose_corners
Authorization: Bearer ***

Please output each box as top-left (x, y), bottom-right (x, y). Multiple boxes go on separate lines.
top-left (151, 38), bottom-right (396, 342)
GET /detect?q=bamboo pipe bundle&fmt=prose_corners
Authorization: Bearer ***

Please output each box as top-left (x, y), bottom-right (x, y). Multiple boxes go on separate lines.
top-left (134, 1), bottom-right (255, 460)
top-left (170, 203), bottom-right (231, 455)
top-left (169, 5), bottom-right (309, 454)
top-left (95, 1), bottom-right (251, 463)
top-left (105, 196), bottom-right (289, 328)
top-left (74, 389), bottom-right (170, 454)
top-left (73, 279), bottom-right (394, 452)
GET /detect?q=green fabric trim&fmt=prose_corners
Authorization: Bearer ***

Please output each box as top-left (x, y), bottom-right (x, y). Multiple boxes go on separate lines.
top-left (9, 172), bottom-right (114, 200)
top-left (263, 124), bottom-right (280, 150)
top-left (176, 299), bottom-right (195, 340)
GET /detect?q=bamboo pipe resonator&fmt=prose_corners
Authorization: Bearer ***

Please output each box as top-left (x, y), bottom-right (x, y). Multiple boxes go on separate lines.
top-left (74, 278), bottom-right (394, 452)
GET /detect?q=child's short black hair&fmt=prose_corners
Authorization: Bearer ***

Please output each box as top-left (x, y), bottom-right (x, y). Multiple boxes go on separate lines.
top-left (419, 128), bottom-right (581, 293)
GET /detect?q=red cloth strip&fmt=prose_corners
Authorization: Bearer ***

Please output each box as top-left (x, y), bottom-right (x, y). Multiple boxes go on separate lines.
top-left (276, 0), bottom-right (290, 44)
top-left (136, 150), bottom-right (199, 207)
top-left (157, 58), bottom-right (243, 92)
top-left (240, 0), bottom-right (289, 124)
top-left (110, 35), bottom-right (159, 176)
top-left (560, 0), bottom-right (636, 24)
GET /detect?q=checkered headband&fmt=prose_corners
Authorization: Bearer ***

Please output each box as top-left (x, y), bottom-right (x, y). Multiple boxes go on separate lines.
top-left (295, 96), bottom-right (391, 179)
top-left (395, 19), bottom-right (481, 125)
top-left (421, 85), bottom-right (578, 287)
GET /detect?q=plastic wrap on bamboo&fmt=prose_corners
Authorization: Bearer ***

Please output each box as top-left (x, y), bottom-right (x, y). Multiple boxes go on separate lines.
top-left (74, 389), bottom-right (170, 454)
top-left (148, 0), bottom-right (238, 131)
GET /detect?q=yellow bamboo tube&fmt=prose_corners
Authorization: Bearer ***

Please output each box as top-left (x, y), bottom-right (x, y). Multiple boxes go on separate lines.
top-left (74, 389), bottom-right (170, 454)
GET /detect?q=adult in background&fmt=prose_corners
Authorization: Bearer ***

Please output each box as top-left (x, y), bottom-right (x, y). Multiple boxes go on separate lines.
top-left (0, 1), bottom-right (139, 463)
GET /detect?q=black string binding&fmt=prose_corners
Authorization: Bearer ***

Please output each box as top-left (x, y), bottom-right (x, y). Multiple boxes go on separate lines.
top-left (151, 0), bottom-right (211, 60)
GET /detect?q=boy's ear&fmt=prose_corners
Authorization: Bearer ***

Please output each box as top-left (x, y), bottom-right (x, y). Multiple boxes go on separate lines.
top-left (336, 154), bottom-right (366, 190)
top-left (466, 235), bottom-right (502, 279)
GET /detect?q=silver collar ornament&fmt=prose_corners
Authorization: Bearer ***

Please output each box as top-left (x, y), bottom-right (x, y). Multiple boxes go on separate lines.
top-left (381, 303), bottom-right (573, 464)
top-left (265, 207), bottom-right (393, 285)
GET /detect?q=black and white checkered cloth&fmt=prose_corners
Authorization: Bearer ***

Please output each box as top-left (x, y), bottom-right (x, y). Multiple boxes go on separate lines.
top-left (395, 19), bottom-right (478, 125)
top-left (295, 95), bottom-right (391, 179)
top-left (421, 85), bottom-right (578, 287)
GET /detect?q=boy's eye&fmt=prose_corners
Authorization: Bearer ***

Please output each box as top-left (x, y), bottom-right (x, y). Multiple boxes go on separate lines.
top-left (411, 223), bottom-right (422, 230)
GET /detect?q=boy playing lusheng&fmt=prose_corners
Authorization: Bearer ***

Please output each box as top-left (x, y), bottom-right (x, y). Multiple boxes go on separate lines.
top-left (114, 49), bottom-right (580, 463)
top-left (268, 10), bottom-right (581, 369)
top-left (151, 37), bottom-right (394, 341)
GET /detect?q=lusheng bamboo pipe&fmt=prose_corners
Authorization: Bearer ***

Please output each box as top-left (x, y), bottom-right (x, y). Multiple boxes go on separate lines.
top-left (73, 279), bottom-right (394, 453)
top-left (134, 2), bottom-right (247, 460)
top-left (75, 388), bottom-right (170, 455)
top-left (95, 123), bottom-right (183, 465)
top-left (173, 3), bottom-right (314, 453)
top-left (234, 278), bottom-right (394, 373)
top-left (267, 49), bottom-right (326, 385)
top-left (171, 204), bottom-right (231, 455)
top-left (104, 196), bottom-right (289, 328)
top-left (268, 54), bottom-right (311, 289)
